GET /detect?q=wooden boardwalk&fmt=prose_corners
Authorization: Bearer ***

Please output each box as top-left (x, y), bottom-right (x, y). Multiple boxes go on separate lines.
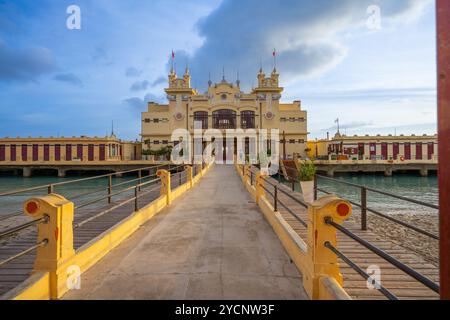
top-left (260, 174), bottom-right (439, 300)
top-left (0, 172), bottom-right (188, 297)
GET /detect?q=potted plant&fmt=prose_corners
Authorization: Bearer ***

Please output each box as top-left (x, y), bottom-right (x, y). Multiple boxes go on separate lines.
top-left (298, 160), bottom-right (317, 204)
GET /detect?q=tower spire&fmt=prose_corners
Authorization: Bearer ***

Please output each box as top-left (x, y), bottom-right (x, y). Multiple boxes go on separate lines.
top-left (272, 48), bottom-right (277, 72)
top-left (208, 72), bottom-right (212, 87)
top-left (222, 66), bottom-right (226, 82)
top-left (170, 50), bottom-right (175, 74)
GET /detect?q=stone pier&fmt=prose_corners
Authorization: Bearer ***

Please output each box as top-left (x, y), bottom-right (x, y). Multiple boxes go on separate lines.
top-left (58, 168), bottom-right (66, 178)
top-left (420, 167), bottom-right (429, 177)
top-left (23, 167), bottom-right (32, 178)
top-left (384, 168), bottom-right (393, 177)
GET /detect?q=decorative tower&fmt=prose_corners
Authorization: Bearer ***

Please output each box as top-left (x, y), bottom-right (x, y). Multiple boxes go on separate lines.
top-left (253, 68), bottom-right (283, 121)
top-left (165, 67), bottom-right (196, 122)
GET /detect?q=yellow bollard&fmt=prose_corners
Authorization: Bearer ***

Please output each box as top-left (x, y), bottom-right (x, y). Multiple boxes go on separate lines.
top-left (255, 172), bottom-right (267, 205)
top-left (243, 165), bottom-right (251, 185)
top-left (23, 194), bottom-right (75, 300)
top-left (157, 169), bottom-right (171, 205)
top-left (185, 165), bottom-right (193, 188)
top-left (305, 195), bottom-right (352, 300)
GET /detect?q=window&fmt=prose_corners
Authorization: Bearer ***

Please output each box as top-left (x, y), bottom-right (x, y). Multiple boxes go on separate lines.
top-left (10, 145), bottom-right (16, 161)
top-left (21, 144), bottom-right (27, 161)
top-left (162, 140), bottom-right (169, 145)
top-left (0, 145), bottom-right (5, 161)
top-left (240, 111), bottom-right (255, 129)
top-left (154, 140), bottom-right (160, 145)
top-left (194, 111), bottom-right (208, 129)
top-left (153, 119), bottom-right (159, 123)
top-left (145, 118), bottom-right (151, 123)
top-left (289, 139), bottom-right (296, 144)
top-left (213, 109), bottom-right (236, 129)
top-left (44, 144), bottom-right (50, 161)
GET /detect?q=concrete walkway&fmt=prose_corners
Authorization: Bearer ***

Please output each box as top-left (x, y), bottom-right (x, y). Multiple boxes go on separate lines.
top-left (64, 165), bottom-right (308, 300)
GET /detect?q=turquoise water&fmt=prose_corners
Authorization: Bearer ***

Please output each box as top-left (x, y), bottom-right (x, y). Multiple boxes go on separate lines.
top-left (0, 175), bottom-right (143, 219)
top-left (285, 173), bottom-right (439, 216)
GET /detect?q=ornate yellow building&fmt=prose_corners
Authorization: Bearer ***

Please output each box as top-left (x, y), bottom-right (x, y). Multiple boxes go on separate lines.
top-left (141, 67), bottom-right (308, 161)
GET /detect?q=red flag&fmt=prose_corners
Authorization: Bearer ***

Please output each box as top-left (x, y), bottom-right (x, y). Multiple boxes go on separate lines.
top-left (273, 48), bottom-right (276, 57)
top-left (172, 50), bottom-right (175, 59)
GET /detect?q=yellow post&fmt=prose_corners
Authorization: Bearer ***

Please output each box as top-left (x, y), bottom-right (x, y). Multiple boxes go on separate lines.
top-left (157, 169), bottom-right (171, 205)
top-left (255, 172), bottom-right (267, 205)
top-left (23, 194), bottom-right (75, 299)
top-left (185, 165), bottom-right (193, 188)
top-left (243, 165), bottom-right (251, 185)
top-left (305, 195), bottom-right (352, 300)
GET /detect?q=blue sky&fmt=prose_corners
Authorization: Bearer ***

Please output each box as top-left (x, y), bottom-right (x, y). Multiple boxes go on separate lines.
top-left (0, 0), bottom-right (437, 140)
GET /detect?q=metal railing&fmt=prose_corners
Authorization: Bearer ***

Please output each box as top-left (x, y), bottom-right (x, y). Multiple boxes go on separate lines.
top-left (280, 166), bottom-right (439, 239)
top-left (0, 164), bottom-right (189, 270)
top-left (324, 216), bottom-right (440, 296)
top-left (0, 164), bottom-right (183, 242)
top-left (315, 174), bottom-right (439, 240)
top-left (253, 165), bottom-right (440, 299)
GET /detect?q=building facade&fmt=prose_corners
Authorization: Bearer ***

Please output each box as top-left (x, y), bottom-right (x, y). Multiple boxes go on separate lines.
top-left (307, 133), bottom-right (438, 161)
top-left (141, 68), bottom-right (308, 161)
top-left (0, 135), bottom-right (141, 163)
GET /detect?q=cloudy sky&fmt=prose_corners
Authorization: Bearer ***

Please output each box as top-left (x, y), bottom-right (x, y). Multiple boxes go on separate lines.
top-left (0, 0), bottom-right (437, 140)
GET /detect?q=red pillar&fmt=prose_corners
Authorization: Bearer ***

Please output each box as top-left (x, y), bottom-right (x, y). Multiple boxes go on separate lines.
top-left (437, 0), bottom-right (450, 300)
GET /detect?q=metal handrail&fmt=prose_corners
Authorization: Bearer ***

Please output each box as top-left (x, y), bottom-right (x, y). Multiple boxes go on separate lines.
top-left (0, 239), bottom-right (48, 268)
top-left (316, 174), bottom-right (439, 210)
top-left (316, 186), bottom-right (439, 240)
top-left (75, 177), bottom-right (161, 210)
top-left (0, 216), bottom-right (48, 240)
top-left (324, 241), bottom-right (398, 300)
top-left (261, 176), bottom-right (307, 228)
top-left (0, 164), bottom-right (170, 197)
top-left (325, 217), bottom-right (440, 294)
top-left (74, 183), bottom-right (161, 229)
top-left (0, 173), bottom-right (160, 229)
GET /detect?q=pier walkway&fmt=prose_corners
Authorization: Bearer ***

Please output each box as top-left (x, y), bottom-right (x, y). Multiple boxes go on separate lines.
top-left (64, 165), bottom-right (308, 300)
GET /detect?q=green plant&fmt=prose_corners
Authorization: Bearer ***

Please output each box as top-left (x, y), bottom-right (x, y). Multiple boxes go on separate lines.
top-left (298, 160), bottom-right (316, 182)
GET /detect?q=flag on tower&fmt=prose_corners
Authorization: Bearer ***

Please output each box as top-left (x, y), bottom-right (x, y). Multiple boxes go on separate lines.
top-left (172, 50), bottom-right (175, 59)
top-left (273, 48), bottom-right (276, 57)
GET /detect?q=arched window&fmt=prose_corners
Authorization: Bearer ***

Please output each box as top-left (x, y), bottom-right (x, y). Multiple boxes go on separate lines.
top-left (194, 111), bottom-right (208, 129)
top-left (241, 111), bottom-right (255, 129)
top-left (213, 109), bottom-right (236, 129)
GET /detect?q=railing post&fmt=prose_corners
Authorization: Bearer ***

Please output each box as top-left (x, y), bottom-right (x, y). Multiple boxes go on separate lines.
top-left (134, 186), bottom-right (138, 211)
top-left (108, 175), bottom-right (112, 204)
top-left (243, 165), bottom-right (250, 185)
top-left (23, 194), bottom-right (75, 299)
top-left (255, 172), bottom-right (267, 205)
top-left (157, 170), bottom-right (171, 205)
top-left (361, 187), bottom-right (367, 231)
top-left (250, 171), bottom-right (254, 186)
top-left (48, 184), bottom-right (54, 194)
top-left (274, 185), bottom-right (278, 211)
top-left (185, 165), bottom-right (193, 188)
top-left (138, 170), bottom-right (142, 192)
top-left (292, 180), bottom-right (295, 192)
top-left (305, 195), bottom-right (352, 300)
